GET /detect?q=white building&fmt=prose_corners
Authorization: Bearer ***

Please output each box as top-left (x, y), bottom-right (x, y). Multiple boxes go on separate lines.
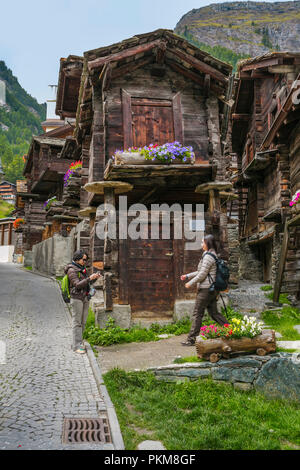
top-left (41, 85), bottom-right (65, 133)
top-left (0, 80), bottom-right (6, 106)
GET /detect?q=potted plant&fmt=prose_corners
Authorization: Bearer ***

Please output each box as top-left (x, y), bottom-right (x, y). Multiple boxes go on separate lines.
top-left (43, 196), bottom-right (57, 211)
top-left (63, 160), bottom-right (83, 187)
top-left (195, 316), bottom-right (276, 363)
top-left (113, 142), bottom-right (195, 165)
top-left (13, 218), bottom-right (25, 232)
top-left (290, 189), bottom-right (300, 215)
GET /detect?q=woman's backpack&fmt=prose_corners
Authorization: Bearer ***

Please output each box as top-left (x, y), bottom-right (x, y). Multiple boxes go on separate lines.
top-left (205, 252), bottom-right (230, 292)
top-left (60, 272), bottom-right (80, 303)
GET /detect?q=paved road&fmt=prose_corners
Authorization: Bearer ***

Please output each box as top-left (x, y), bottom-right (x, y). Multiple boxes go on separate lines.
top-left (0, 263), bottom-right (113, 450)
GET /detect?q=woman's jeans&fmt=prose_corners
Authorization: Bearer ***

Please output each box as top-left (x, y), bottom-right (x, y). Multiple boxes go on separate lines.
top-left (70, 297), bottom-right (90, 350)
top-left (187, 288), bottom-right (228, 343)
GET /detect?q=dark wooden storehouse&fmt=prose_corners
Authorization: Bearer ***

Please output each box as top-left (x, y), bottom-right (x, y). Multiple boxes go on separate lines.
top-left (75, 29), bottom-right (235, 323)
top-left (22, 135), bottom-right (76, 249)
top-left (231, 52), bottom-right (300, 299)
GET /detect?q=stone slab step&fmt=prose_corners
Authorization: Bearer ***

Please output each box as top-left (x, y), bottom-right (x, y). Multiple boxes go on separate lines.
top-left (277, 340), bottom-right (300, 350)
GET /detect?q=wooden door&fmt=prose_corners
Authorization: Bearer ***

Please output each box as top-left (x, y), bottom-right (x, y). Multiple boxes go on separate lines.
top-left (121, 220), bottom-right (175, 317)
top-left (131, 99), bottom-right (175, 147)
top-left (122, 90), bottom-right (183, 149)
top-left (261, 240), bottom-right (272, 283)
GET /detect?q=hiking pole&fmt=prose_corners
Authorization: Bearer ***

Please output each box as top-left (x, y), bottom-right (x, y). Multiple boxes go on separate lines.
top-left (219, 293), bottom-right (228, 320)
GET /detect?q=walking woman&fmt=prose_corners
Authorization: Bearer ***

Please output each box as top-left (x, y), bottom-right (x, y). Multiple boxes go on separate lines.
top-left (180, 234), bottom-right (228, 346)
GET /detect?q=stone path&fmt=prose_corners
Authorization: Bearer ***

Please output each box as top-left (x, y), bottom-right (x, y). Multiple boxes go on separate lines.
top-left (227, 280), bottom-right (270, 315)
top-left (96, 334), bottom-right (192, 374)
top-left (0, 263), bottom-right (114, 450)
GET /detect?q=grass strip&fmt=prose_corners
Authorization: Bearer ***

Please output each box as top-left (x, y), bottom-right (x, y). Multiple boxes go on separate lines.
top-left (103, 369), bottom-right (300, 450)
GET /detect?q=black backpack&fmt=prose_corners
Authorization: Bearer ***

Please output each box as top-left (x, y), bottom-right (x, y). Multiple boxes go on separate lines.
top-left (205, 252), bottom-right (230, 292)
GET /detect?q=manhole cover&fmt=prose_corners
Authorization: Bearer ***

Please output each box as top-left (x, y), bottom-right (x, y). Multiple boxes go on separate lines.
top-left (62, 416), bottom-right (112, 444)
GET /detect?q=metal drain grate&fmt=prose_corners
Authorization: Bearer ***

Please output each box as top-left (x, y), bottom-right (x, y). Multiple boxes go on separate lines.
top-left (62, 417), bottom-right (112, 444)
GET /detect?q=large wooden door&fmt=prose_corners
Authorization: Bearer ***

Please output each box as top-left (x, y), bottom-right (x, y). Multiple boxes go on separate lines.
top-left (120, 220), bottom-right (175, 317)
top-left (131, 98), bottom-right (175, 147)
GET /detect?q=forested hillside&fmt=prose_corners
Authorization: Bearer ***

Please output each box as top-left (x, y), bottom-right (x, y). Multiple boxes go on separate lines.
top-left (0, 61), bottom-right (46, 184)
top-left (175, 1), bottom-right (300, 69)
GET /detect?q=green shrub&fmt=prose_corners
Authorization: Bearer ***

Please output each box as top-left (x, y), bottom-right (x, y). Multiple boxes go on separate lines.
top-left (260, 285), bottom-right (273, 291)
top-left (84, 316), bottom-right (190, 347)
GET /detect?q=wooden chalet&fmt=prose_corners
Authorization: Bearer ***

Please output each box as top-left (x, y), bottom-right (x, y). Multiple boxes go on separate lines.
top-left (75, 29), bottom-right (235, 322)
top-left (21, 135), bottom-right (78, 249)
top-left (232, 52), bottom-right (300, 298)
top-left (0, 180), bottom-right (16, 205)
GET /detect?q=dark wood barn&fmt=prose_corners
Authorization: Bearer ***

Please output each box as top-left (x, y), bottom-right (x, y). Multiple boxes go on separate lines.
top-left (231, 52), bottom-right (300, 299)
top-left (74, 29), bottom-right (235, 323)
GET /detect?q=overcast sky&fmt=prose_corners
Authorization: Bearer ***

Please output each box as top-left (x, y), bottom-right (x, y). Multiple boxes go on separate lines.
top-left (1, 0), bottom-right (290, 104)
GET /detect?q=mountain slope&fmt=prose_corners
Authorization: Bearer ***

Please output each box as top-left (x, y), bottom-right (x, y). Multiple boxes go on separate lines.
top-left (0, 61), bottom-right (46, 184)
top-left (175, 1), bottom-right (300, 65)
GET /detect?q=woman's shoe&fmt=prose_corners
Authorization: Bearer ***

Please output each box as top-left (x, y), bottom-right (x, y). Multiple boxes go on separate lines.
top-left (181, 340), bottom-right (195, 346)
top-left (75, 347), bottom-right (86, 354)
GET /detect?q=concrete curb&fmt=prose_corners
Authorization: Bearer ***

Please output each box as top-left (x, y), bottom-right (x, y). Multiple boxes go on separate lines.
top-left (84, 340), bottom-right (125, 450)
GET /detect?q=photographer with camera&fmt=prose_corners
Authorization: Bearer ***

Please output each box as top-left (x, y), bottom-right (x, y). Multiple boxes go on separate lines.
top-left (64, 250), bottom-right (101, 354)
top-left (180, 234), bottom-right (228, 346)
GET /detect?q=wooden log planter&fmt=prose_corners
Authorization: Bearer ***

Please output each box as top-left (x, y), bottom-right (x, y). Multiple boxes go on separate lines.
top-left (113, 151), bottom-right (195, 166)
top-left (195, 329), bottom-right (276, 363)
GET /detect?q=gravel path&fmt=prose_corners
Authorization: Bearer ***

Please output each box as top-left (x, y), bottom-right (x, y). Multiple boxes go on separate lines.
top-left (0, 263), bottom-right (113, 450)
top-left (96, 334), bottom-right (194, 374)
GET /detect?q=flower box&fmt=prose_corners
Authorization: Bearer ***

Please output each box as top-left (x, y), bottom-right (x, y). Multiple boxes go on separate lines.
top-left (113, 151), bottom-right (195, 166)
top-left (195, 329), bottom-right (276, 363)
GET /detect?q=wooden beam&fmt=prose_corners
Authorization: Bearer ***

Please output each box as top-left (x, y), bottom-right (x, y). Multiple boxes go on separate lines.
top-left (118, 238), bottom-right (129, 304)
top-left (100, 63), bottom-right (112, 91)
top-left (168, 46), bottom-right (228, 84)
top-left (166, 59), bottom-right (225, 100)
top-left (88, 39), bottom-right (162, 71)
top-left (273, 219), bottom-right (289, 303)
top-left (111, 56), bottom-right (153, 80)
top-left (156, 40), bottom-right (167, 64)
top-left (204, 74), bottom-right (210, 97)
top-left (172, 92), bottom-right (183, 143)
top-left (268, 65), bottom-right (297, 74)
top-left (251, 71), bottom-right (273, 79)
top-left (241, 57), bottom-right (281, 72)
top-left (208, 189), bottom-right (221, 213)
top-left (232, 113), bottom-right (251, 121)
top-left (122, 89), bottom-right (133, 150)
top-left (103, 187), bottom-right (117, 311)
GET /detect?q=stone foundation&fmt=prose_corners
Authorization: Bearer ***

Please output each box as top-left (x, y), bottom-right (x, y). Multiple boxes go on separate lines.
top-left (227, 223), bottom-right (240, 284)
top-left (23, 250), bottom-right (33, 267)
top-left (239, 241), bottom-right (263, 281)
top-left (96, 304), bottom-right (132, 329)
top-left (149, 353), bottom-right (300, 401)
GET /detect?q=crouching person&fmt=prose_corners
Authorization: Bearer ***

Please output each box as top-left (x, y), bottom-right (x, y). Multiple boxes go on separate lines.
top-left (65, 250), bottom-right (101, 354)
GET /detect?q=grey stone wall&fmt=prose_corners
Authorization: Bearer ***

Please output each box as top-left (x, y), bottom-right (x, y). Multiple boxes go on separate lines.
top-left (149, 353), bottom-right (300, 401)
top-left (239, 240), bottom-right (263, 281)
top-left (32, 234), bottom-right (73, 277)
top-left (23, 250), bottom-right (33, 267)
top-left (227, 223), bottom-right (239, 284)
top-left (271, 225), bottom-right (282, 286)
top-left (31, 219), bottom-right (91, 277)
